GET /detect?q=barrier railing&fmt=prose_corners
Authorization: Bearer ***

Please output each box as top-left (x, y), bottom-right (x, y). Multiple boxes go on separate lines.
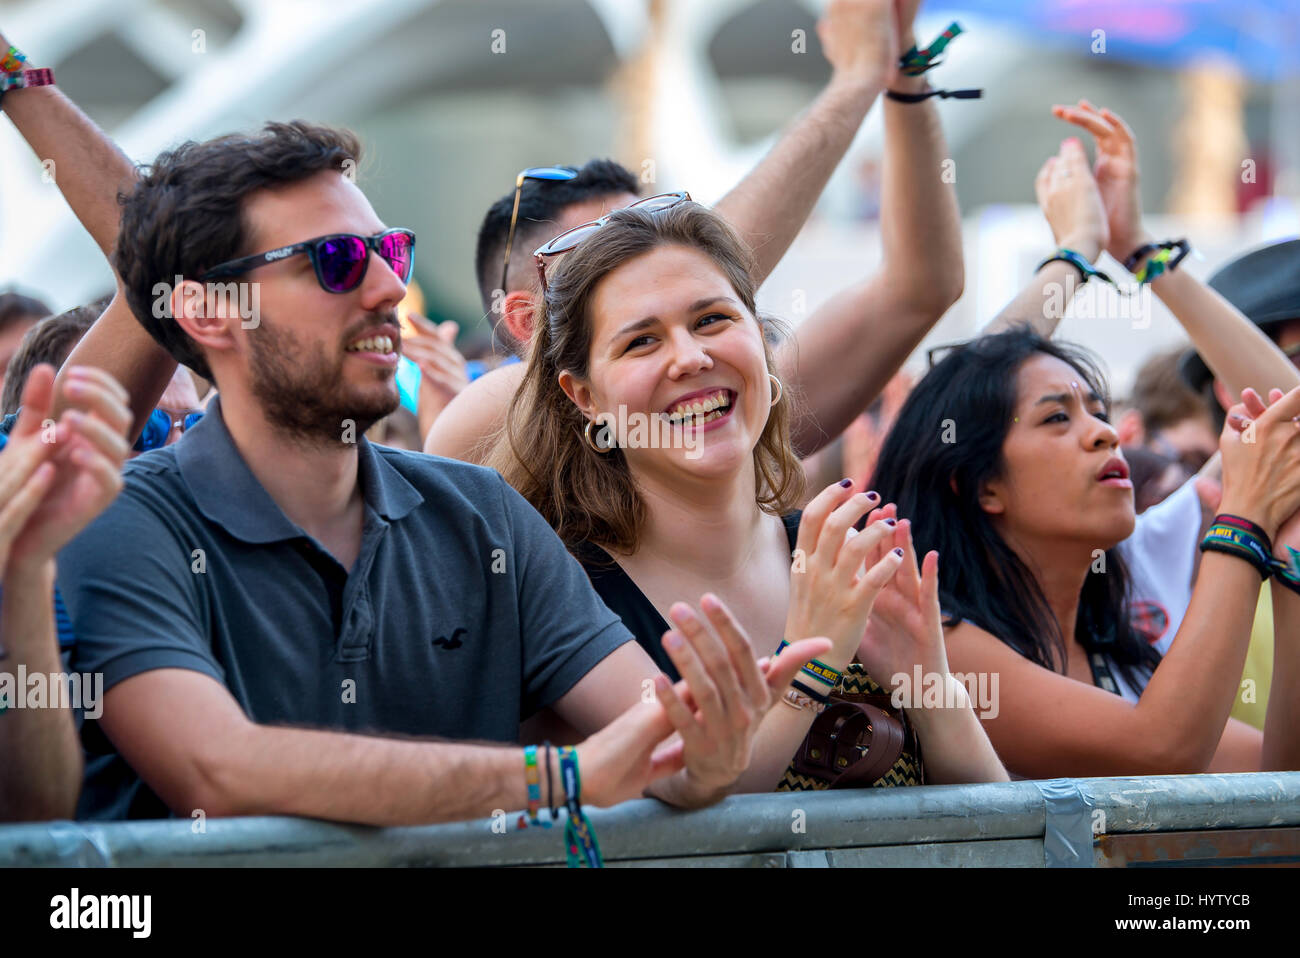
top-left (2, 773), bottom-right (1297, 867)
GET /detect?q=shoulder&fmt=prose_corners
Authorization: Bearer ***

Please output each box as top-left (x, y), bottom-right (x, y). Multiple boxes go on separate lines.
top-left (422, 362), bottom-right (525, 462)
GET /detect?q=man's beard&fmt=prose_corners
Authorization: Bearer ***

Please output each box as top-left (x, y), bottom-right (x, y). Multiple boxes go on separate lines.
top-left (247, 313), bottom-right (400, 447)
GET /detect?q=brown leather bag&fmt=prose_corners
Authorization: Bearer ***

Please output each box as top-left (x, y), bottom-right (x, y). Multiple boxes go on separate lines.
top-left (782, 663), bottom-right (924, 790)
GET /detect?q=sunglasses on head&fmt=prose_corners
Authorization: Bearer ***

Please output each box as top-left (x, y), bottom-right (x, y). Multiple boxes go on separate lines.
top-left (200, 228), bottom-right (416, 294)
top-left (500, 166), bottom-right (579, 293)
top-left (133, 407), bottom-right (204, 453)
top-left (532, 192), bottom-right (691, 292)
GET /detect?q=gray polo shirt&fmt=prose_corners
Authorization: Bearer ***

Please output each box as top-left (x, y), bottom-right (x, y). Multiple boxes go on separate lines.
top-left (57, 399), bottom-right (633, 820)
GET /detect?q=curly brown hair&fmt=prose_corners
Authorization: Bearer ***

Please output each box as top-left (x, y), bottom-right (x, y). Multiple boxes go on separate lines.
top-left (114, 121), bottom-right (362, 381)
top-left (488, 202), bottom-right (805, 555)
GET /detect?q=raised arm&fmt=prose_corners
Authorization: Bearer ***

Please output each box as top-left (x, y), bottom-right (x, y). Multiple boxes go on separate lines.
top-left (0, 33), bottom-right (176, 439)
top-left (1053, 101), bottom-right (1299, 398)
top-left (713, 0), bottom-right (895, 286)
top-left (777, 8), bottom-right (966, 456)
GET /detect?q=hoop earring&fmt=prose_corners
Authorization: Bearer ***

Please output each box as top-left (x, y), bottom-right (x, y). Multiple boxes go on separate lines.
top-left (768, 373), bottom-right (783, 407)
top-left (584, 418), bottom-right (615, 454)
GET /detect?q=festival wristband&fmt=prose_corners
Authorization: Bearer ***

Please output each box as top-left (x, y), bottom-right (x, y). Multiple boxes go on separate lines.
top-left (517, 744), bottom-right (548, 829)
top-left (1271, 546), bottom-right (1300, 597)
top-left (1, 46), bottom-right (27, 74)
top-left (544, 740), bottom-right (559, 825)
top-left (775, 639), bottom-right (841, 688)
top-left (1124, 239), bottom-right (1191, 283)
top-left (1036, 248), bottom-right (1123, 290)
top-left (885, 87), bottom-right (983, 103)
top-left (0, 67), bottom-right (55, 92)
top-left (557, 746), bottom-right (603, 868)
top-left (900, 22), bottom-right (964, 75)
top-left (1200, 515), bottom-right (1274, 579)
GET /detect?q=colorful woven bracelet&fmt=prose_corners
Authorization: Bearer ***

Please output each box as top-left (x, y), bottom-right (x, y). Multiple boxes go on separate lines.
top-left (517, 744), bottom-right (547, 829)
top-left (0, 67), bottom-right (55, 92)
top-left (900, 22), bottom-right (963, 76)
top-left (775, 639), bottom-right (841, 689)
top-left (1, 46), bottom-right (27, 74)
top-left (558, 746), bottom-right (603, 868)
top-left (1200, 515), bottom-right (1273, 580)
top-left (1126, 239), bottom-right (1191, 284)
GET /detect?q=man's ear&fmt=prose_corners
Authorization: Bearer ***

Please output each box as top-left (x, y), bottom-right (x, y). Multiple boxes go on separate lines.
top-left (557, 369), bottom-right (598, 421)
top-left (170, 279), bottom-right (236, 355)
top-left (1116, 408), bottom-right (1144, 446)
top-left (501, 290), bottom-right (539, 351)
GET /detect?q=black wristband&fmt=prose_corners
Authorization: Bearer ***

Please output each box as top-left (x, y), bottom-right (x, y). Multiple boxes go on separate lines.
top-left (791, 678), bottom-right (831, 704)
top-left (885, 86), bottom-right (983, 103)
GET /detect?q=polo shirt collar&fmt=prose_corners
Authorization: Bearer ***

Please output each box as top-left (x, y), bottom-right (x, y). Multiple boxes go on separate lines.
top-left (176, 397), bottom-right (423, 544)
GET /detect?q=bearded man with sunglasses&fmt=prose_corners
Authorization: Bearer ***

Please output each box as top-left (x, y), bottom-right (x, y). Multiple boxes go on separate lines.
top-left (43, 117), bottom-right (829, 824)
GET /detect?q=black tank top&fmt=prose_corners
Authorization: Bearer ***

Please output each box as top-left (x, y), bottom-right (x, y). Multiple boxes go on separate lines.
top-left (573, 512), bottom-right (803, 679)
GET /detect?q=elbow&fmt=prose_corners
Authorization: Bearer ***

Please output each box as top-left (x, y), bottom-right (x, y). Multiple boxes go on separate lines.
top-left (163, 738), bottom-right (258, 820)
top-left (1136, 735), bottom-right (1213, 777)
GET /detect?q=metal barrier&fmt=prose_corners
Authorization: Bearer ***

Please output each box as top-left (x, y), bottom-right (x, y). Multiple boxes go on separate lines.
top-left (1, 773), bottom-right (1297, 867)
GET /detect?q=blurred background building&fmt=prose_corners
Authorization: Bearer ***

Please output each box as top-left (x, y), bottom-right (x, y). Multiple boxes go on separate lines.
top-left (1, 0), bottom-right (1297, 394)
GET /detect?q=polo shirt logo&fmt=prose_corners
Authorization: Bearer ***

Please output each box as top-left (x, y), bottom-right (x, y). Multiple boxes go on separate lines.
top-left (432, 627), bottom-right (466, 650)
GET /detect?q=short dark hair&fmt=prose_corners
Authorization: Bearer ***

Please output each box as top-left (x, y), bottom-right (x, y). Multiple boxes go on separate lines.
top-left (0, 295), bottom-right (111, 415)
top-left (1128, 346), bottom-right (1210, 436)
top-left (114, 121), bottom-right (362, 381)
top-left (473, 158), bottom-right (639, 312)
top-left (0, 290), bottom-right (52, 333)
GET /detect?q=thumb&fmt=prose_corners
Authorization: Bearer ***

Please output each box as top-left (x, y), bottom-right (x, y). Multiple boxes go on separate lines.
top-left (766, 637), bottom-right (832, 692)
top-left (12, 364), bottom-right (56, 436)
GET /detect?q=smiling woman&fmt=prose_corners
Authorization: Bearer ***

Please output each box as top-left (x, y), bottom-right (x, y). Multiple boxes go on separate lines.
top-left (490, 201), bottom-right (1009, 794)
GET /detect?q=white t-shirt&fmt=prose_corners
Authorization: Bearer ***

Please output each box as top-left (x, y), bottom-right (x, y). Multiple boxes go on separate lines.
top-left (1110, 478), bottom-right (1203, 700)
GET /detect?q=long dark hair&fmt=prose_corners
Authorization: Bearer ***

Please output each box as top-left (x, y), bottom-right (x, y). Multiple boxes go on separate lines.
top-left (870, 327), bottom-right (1160, 688)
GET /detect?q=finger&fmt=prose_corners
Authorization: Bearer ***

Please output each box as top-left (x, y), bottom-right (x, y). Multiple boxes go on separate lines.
top-left (1258, 382), bottom-right (1300, 423)
top-left (0, 461), bottom-right (55, 549)
top-left (404, 311), bottom-right (441, 337)
top-left (818, 491), bottom-right (878, 576)
top-left (436, 320), bottom-right (460, 344)
top-left (1098, 107), bottom-right (1138, 149)
top-left (652, 671), bottom-right (709, 753)
top-left (63, 365), bottom-right (130, 407)
top-left (1240, 388), bottom-right (1269, 419)
top-left (851, 545), bottom-right (905, 607)
top-left (1270, 388), bottom-right (1286, 404)
top-left (1225, 408), bottom-right (1250, 434)
top-left (838, 516), bottom-right (896, 588)
top-left (71, 444), bottom-right (125, 510)
top-left (698, 593), bottom-right (765, 708)
top-left (62, 410), bottom-right (131, 465)
top-left (1058, 108), bottom-right (1116, 142)
top-left (662, 611), bottom-right (729, 730)
top-left (890, 517), bottom-right (923, 601)
top-left (1058, 137), bottom-right (1093, 173)
top-left (648, 738), bottom-right (687, 780)
top-left (765, 637), bottom-right (833, 695)
top-left (793, 479), bottom-right (861, 568)
top-left (919, 550), bottom-right (941, 626)
top-left (1035, 155), bottom-right (1057, 196)
top-left (671, 601), bottom-right (747, 724)
top-left (60, 379), bottom-right (133, 438)
top-left (12, 364), bottom-right (56, 437)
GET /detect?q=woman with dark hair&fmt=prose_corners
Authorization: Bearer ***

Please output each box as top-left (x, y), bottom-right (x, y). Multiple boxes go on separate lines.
top-left (490, 198), bottom-right (1007, 791)
top-left (869, 326), bottom-right (1300, 776)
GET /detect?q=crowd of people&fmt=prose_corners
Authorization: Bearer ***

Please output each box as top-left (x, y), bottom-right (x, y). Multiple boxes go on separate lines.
top-left (1, 0), bottom-right (1298, 857)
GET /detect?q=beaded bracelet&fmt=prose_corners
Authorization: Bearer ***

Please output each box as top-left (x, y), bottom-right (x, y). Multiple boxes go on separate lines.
top-left (1124, 239), bottom-right (1191, 284)
top-left (557, 746), bottom-right (603, 868)
top-left (517, 744), bottom-right (549, 829)
top-left (775, 639), bottom-right (841, 689)
top-left (1, 45), bottom-right (27, 74)
top-left (1200, 514), bottom-right (1274, 580)
top-left (0, 67), bottom-right (55, 92)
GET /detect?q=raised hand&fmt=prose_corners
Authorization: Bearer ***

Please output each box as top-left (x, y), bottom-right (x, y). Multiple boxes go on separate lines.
top-left (2, 364), bottom-right (130, 571)
top-left (855, 518), bottom-right (949, 690)
top-left (576, 599), bottom-right (832, 806)
top-left (404, 312), bottom-right (468, 409)
top-left (1228, 386), bottom-right (1300, 557)
top-left (818, 0), bottom-right (900, 94)
top-left (1033, 136), bottom-right (1109, 262)
top-left (786, 479), bottom-right (906, 671)
top-left (1217, 382), bottom-right (1300, 541)
top-left (1051, 100), bottom-right (1147, 264)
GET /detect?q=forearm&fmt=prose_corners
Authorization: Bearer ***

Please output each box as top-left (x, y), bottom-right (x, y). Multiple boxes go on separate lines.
top-left (196, 724), bottom-right (533, 826)
top-left (1132, 552), bottom-right (1261, 769)
top-left (0, 559), bottom-right (82, 820)
top-left (983, 257), bottom-right (1092, 337)
top-left (906, 679), bottom-right (1008, 784)
top-left (1262, 583), bottom-right (1300, 770)
top-left (1, 84), bottom-right (136, 258)
top-left (727, 695), bottom-right (819, 793)
top-left (1148, 264), bottom-right (1300, 398)
top-left (714, 78), bottom-right (879, 285)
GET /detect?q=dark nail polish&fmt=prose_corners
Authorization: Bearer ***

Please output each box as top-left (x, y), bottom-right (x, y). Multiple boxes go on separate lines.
top-left (885, 518), bottom-right (897, 526)
top-left (865, 491), bottom-right (880, 502)
top-left (839, 478), bottom-right (852, 488)
top-left (893, 547), bottom-right (904, 557)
